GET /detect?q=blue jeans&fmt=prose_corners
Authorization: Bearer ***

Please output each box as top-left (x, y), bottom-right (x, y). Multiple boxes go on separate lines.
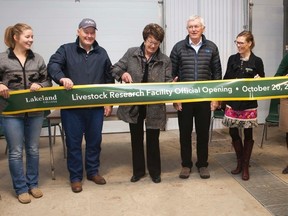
top-left (2, 115), bottom-right (43, 195)
top-left (61, 108), bottom-right (104, 183)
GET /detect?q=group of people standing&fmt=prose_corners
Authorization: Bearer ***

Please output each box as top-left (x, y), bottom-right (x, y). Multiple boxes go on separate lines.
top-left (0, 15), bottom-right (287, 205)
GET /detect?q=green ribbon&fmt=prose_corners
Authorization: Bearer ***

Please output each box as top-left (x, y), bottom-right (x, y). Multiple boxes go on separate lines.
top-left (2, 77), bottom-right (288, 114)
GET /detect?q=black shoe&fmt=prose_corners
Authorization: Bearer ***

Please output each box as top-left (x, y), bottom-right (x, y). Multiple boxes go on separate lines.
top-left (151, 176), bottom-right (161, 183)
top-left (130, 175), bottom-right (145, 182)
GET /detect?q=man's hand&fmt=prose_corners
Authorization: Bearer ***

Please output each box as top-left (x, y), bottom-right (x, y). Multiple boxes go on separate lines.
top-left (104, 106), bottom-right (113, 117)
top-left (60, 78), bottom-right (74, 90)
top-left (173, 102), bottom-right (182, 111)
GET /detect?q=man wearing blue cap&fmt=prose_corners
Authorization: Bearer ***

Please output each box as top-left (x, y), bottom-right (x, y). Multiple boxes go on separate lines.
top-left (48, 18), bottom-right (114, 193)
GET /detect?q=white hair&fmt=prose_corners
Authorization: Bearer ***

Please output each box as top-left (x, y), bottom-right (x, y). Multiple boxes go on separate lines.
top-left (186, 15), bottom-right (205, 28)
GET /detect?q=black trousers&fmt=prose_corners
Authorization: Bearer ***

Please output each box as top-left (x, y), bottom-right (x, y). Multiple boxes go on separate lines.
top-left (178, 102), bottom-right (211, 169)
top-left (129, 106), bottom-right (161, 178)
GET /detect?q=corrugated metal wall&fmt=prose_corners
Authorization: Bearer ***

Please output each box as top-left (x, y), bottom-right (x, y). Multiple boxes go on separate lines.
top-left (164, 0), bottom-right (245, 72)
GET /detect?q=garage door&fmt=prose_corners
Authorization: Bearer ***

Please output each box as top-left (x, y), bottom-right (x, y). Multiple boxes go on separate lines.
top-left (0, 0), bottom-right (161, 64)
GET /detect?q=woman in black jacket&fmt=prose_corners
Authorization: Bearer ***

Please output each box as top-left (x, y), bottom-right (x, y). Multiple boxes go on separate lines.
top-left (222, 30), bottom-right (265, 181)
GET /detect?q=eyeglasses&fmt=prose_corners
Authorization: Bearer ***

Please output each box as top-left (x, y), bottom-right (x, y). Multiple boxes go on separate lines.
top-left (146, 39), bottom-right (160, 46)
top-left (234, 40), bottom-right (246, 46)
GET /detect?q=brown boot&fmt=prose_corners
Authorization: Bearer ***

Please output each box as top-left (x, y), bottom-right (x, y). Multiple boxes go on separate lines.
top-left (231, 140), bottom-right (243, 175)
top-left (282, 165), bottom-right (288, 174)
top-left (242, 140), bottom-right (254, 181)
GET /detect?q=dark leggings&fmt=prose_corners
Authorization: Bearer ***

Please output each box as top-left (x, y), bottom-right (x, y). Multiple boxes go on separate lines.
top-left (229, 127), bottom-right (253, 141)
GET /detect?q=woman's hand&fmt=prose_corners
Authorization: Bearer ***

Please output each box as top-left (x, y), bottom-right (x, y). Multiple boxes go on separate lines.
top-left (0, 84), bottom-right (9, 98)
top-left (30, 83), bottom-right (42, 92)
top-left (121, 72), bottom-right (133, 83)
top-left (210, 101), bottom-right (220, 111)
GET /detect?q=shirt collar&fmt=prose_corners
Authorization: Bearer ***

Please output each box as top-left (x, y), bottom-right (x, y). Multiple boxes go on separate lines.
top-left (189, 38), bottom-right (202, 46)
top-left (79, 42), bottom-right (94, 53)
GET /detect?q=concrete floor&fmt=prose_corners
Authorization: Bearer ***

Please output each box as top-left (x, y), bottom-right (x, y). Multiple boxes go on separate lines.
top-left (0, 125), bottom-right (287, 216)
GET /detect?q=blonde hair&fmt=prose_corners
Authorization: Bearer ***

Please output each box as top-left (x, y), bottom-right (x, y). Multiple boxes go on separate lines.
top-left (237, 30), bottom-right (255, 50)
top-left (4, 23), bottom-right (32, 49)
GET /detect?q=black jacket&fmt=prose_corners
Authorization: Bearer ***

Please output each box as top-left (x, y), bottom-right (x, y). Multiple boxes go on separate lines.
top-left (170, 34), bottom-right (222, 81)
top-left (224, 52), bottom-right (265, 110)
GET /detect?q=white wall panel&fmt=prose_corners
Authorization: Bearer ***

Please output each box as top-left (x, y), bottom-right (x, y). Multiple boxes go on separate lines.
top-left (251, 0), bottom-right (283, 123)
top-left (164, 0), bottom-right (244, 73)
top-left (0, 0), bottom-right (160, 65)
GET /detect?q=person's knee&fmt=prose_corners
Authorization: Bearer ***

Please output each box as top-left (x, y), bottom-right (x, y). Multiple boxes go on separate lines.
top-left (26, 145), bottom-right (39, 157)
top-left (244, 128), bottom-right (253, 141)
top-left (229, 128), bottom-right (240, 140)
top-left (8, 149), bottom-right (23, 160)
